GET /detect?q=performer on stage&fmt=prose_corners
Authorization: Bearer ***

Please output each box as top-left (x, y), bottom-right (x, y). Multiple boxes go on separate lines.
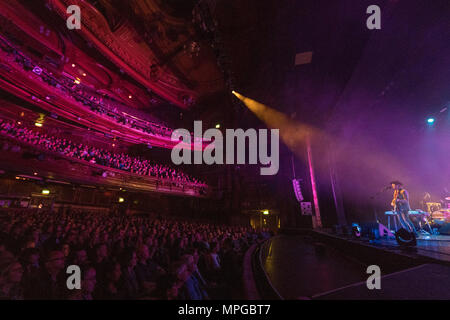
top-left (391, 181), bottom-right (416, 234)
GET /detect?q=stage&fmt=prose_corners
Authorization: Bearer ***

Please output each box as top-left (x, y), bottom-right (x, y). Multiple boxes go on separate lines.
top-left (258, 230), bottom-right (450, 299)
top-left (369, 234), bottom-right (450, 264)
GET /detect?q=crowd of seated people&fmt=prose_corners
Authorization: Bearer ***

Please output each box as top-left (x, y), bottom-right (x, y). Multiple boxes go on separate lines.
top-left (0, 209), bottom-right (271, 300)
top-left (0, 119), bottom-right (205, 186)
top-left (0, 36), bottom-right (172, 138)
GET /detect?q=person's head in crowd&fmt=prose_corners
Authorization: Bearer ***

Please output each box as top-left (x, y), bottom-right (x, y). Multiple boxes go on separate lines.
top-left (65, 231), bottom-right (77, 244)
top-left (222, 238), bottom-right (234, 251)
top-left (144, 236), bottom-right (153, 248)
top-left (209, 241), bottom-right (219, 254)
top-left (105, 262), bottom-right (122, 284)
top-left (20, 248), bottom-right (40, 269)
top-left (120, 248), bottom-right (137, 270)
top-left (94, 243), bottom-right (108, 262)
top-left (170, 261), bottom-right (189, 284)
top-left (0, 254), bottom-right (23, 298)
top-left (61, 243), bottom-right (70, 258)
top-left (73, 249), bottom-right (88, 266)
top-left (31, 229), bottom-right (40, 244)
top-left (137, 244), bottom-right (150, 263)
top-left (44, 250), bottom-right (65, 277)
top-left (184, 249), bottom-right (200, 266)
top-left (81, 265), bottom-right (97, 298)
top-left (55, 226), bottom-right (63, 238)
top-left (181, 254), bottom-right (196, 274)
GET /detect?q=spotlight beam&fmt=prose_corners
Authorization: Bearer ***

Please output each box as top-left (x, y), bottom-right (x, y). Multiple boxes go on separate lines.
top-left (232, 91), bottom-right (412, 202)
top-left (232, 91), bottom-right (314, 153)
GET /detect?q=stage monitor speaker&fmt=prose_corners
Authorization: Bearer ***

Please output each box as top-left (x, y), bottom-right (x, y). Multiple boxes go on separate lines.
top-left (438, 223), bottom-right (450, 235)
top-left (360, 222), bottom-right (395, 239)
top-left (395, 228), bottom-right (417, 246)
top-left (361, 222), bottom-right (380, 239)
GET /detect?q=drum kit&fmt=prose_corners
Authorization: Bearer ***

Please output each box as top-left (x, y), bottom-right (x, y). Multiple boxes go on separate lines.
top-left (427, 201), bottom-right (450, 224)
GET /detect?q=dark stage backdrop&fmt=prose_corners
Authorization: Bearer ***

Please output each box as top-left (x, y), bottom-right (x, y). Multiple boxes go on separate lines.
top-left (323, 0), bottom-right (450, 223)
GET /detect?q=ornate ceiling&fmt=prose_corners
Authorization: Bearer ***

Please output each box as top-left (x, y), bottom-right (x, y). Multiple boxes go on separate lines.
top-left (47, 0), bottom-right (225, 108)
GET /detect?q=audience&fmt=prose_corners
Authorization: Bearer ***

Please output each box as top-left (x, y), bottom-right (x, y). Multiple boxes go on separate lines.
top-left (0, 209), bottom-right (270, 299)
top-left (0, 36), bottom-right (173, 138)
top-left (0, 253), bottom-right (24, 300)
top-left (0, 118), bottom-right (205, 186)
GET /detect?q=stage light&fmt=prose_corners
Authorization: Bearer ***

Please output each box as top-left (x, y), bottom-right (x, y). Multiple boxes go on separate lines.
top-left (263, 210), bottom-right (269, 215)
top-left (74, 78), bottom-right (81, 84)
top-left (232, 90), bottom-right (242, 99)
top-left (427, 118), bottom-right (435, 124)
top-left (82, 73), bottom-right (86, 77)
top-left (118, 197), bottom-right (125, 203)
top-left (128, 95), bottom-right (132, 99)
top-left (71, 64), bottom-right (76, 67)
top-left (215, 124), bottom-right (220, 129)
top-left (34, 122), bottom-right (43, 127)
top-left (351, 223), bottom-right (361, 238)
top-left (42, 189), bottom-right (50, 195)
top-left (32, 66), bottom-right (42, 75)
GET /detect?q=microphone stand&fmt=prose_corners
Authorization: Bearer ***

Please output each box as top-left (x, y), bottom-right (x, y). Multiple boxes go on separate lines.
top-left (369, 187), bottom-right (391, 224)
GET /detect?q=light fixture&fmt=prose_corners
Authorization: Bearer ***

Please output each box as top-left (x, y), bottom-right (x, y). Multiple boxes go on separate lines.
top-left (74, 78), bottom-right (81, 84)
top-left (118, 197), bottom-right (125, 203)
top-left (82, 73), bottom-right (86, 77)
top-left (42, 189), bottom-right (50, 195)
top-left (34, 122), bottom-right (43, 127)
top-left (351, 223), bottom-right (361, 238)
top-left (215, 124), bottom-right (221, 129)
top-left (71, 64), bottom-right (76, 67)
top-left (263, 210), bottom-right (269, 215)
top-left (427, 118), bottom-right (435, 124)
top-left (128, 95), bottom-right (132, 99)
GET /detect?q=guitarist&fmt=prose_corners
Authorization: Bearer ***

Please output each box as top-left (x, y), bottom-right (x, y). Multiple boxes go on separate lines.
top-left (391, 181), bottom-right (417, 234)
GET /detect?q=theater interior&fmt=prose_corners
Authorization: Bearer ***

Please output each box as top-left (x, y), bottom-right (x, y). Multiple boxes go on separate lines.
top-left (0, 0), bottom-right (449, 302)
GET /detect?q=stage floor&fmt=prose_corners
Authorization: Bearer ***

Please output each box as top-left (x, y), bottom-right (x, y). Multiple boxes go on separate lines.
top-left (260, 235), bottom-right (367, 299)
top-left (369, 234), bottom-right (450, 263)
top-left (313, 263), bottom-right (450, 300)
top-left (261, 233), bottom-right (450, 299)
